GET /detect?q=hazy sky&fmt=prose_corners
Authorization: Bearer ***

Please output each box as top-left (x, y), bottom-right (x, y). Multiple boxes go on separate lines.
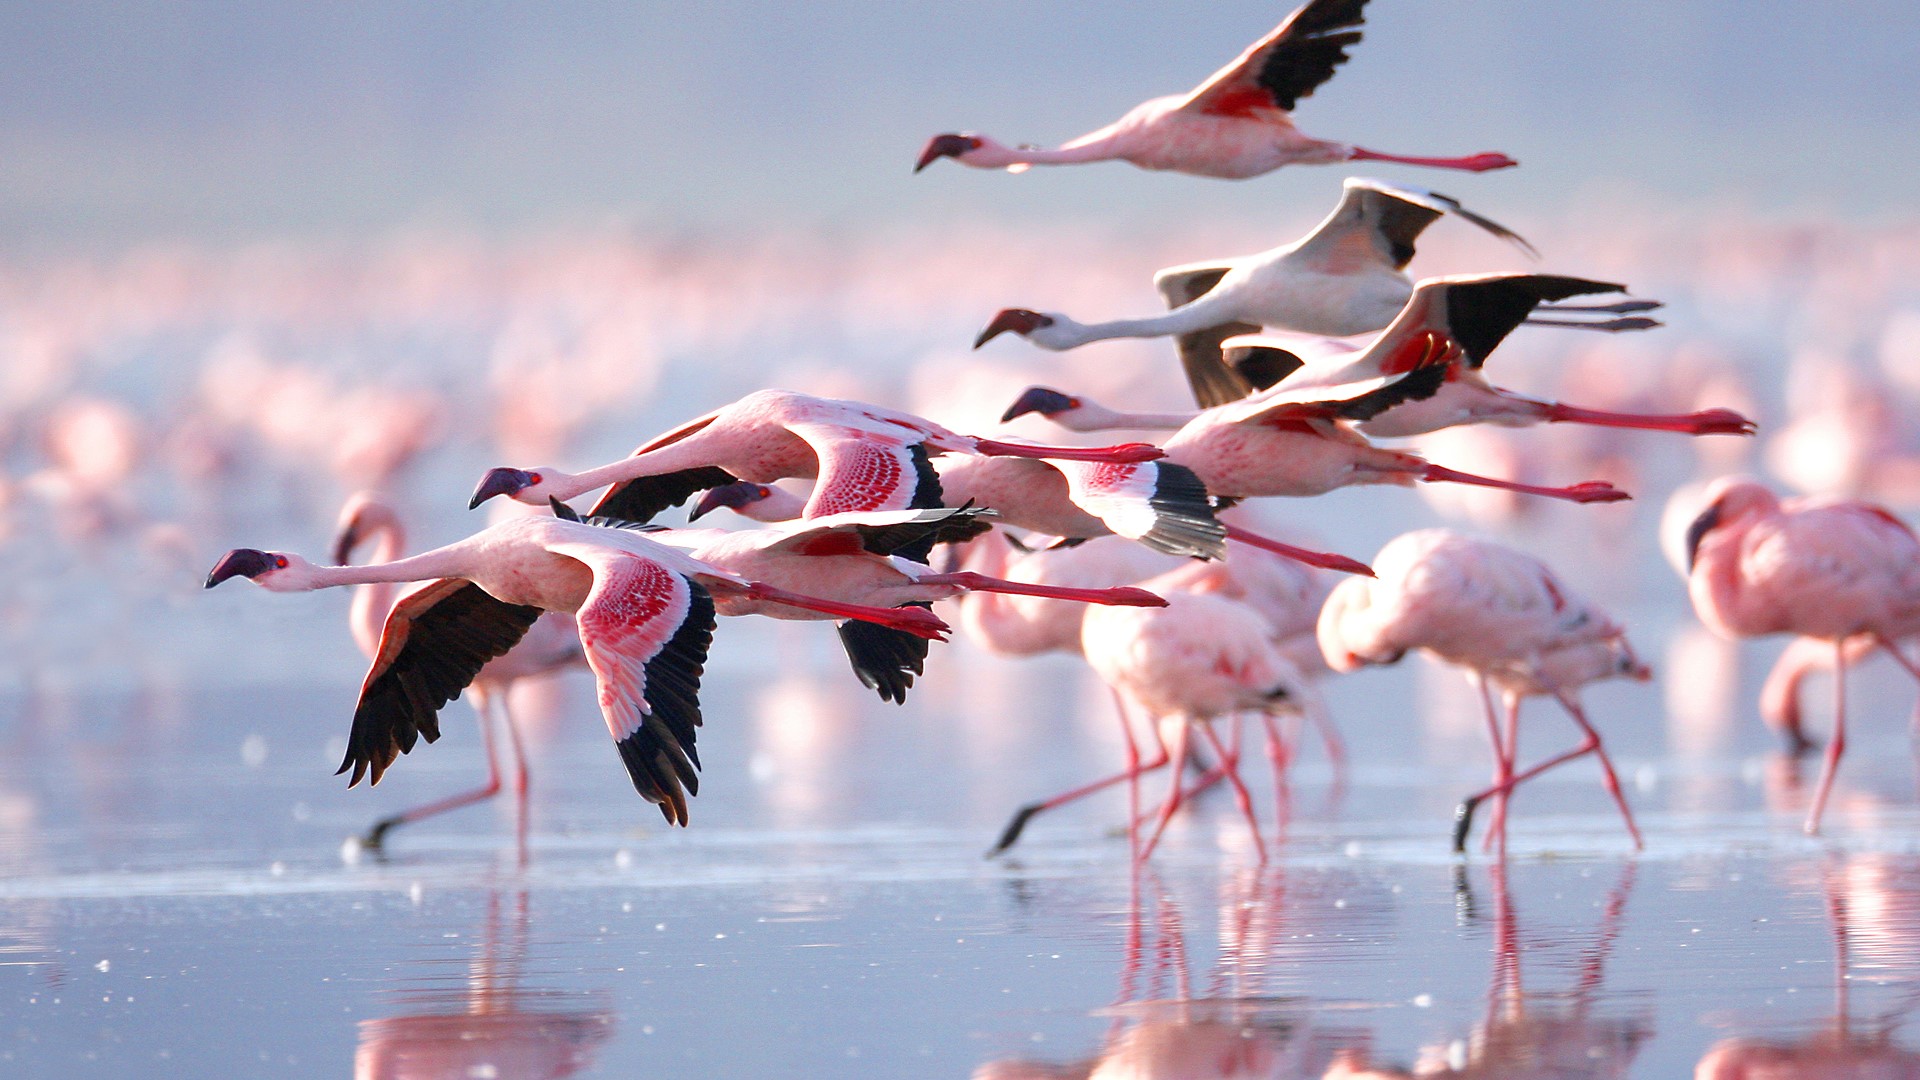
top-left (1, 1), bottom-right (1914, 246)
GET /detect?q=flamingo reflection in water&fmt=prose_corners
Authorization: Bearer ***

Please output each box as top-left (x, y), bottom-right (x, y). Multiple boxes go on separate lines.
top-left (355, 890), bottom-right (611, 1080)
top-left (1325, 863), bottom-right (1649, 1079)
top-left (1694, 854), bottom-right (1920, 1079)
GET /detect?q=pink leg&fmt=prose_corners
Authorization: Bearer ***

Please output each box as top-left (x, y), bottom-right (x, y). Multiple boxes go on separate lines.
top-left (1805, 639), bottom-right (1850, 835)
top-left (991, 696), bottom-right (1170, 854)
top-left (1139, 723), bottom-right (1192, 862)
top-left (1468, 674), bottom-right (1512, 857)
top-left (916, 570), bottom-right (1167, 607)
top-left (362, 693), bottom-right (505, 849)
top-left (499, 693), bottom-right (532, 858)
top-left (1198, 722), bottom-right (1266, 860)
top-left (1421, 463), bottom-right (1630, 504)
top-left (1539, 401), bottom-right (1756, 436)
top-left (1348, 147), bottom-right (1518, 173)
top-left (1453, 692), bottom-right (1642, 852)
top-left (970, 438), bottom-right (1163, 464)
top-left (1485, 691), bottom-right (1521, 858)
top-left (1223, 524), bottom-right (1373, 577)
top-left (1559, 691), bottom-right (1643, 850)
top-left (730, 581), bottom-right (951, 639)
top-left (1260, 713), bottom-right (1293, 831)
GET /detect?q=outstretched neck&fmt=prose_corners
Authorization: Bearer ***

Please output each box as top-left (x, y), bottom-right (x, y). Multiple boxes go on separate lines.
top-left (1050, 300), bottom-right (1227, 348)
top-left (305, 546), bottom-right (474, 591)
top-left (1058, 400), bottom-right (1196, 434)
top-left (557, 437), bottom-right (717, 501)
top-left (969, 134), bottom-right (1122, 170)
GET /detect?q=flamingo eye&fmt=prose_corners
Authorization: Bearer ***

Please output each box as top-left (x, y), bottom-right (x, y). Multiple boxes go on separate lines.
top-left (274, 555), bottom-right (289, 569)
top-left (757, 486), bottom-right (771, 497)
top-left (527, 472), bottom-right (542, 484)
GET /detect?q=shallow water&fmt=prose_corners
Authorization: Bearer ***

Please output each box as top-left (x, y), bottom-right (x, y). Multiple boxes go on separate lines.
top-left (6, 621), bottom-right (1920, 1079)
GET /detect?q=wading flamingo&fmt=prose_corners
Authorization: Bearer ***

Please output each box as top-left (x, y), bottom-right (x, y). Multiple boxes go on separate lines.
top-left (915, 0), bottom-right (1515, 180)
top-left (1318, 529), bottom-right (1648, 854)
top-left (1683, 477), bottom-right (1920, 834)
top-left (205, 514), bottom-right (948, 826)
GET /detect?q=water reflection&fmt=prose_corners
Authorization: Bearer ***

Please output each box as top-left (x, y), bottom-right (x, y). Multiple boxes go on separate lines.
top-left (355, 890), bottom-right (612, 1080)
top-left (1694, 854), bottom-right (1920, 1077)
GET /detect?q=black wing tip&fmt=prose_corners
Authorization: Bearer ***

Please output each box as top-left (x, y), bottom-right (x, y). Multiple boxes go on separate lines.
top-left (837, 609), bottom-right (933, 705)
top-left (1144, 463), bottom-right (1229, 559)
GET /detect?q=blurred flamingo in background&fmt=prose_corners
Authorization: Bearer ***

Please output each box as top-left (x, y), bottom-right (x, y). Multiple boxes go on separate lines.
top-left (916, 0), bottom-right (1515, 179)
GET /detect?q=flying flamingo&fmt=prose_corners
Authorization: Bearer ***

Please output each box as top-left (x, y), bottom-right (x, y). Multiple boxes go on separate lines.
top-left (1682, 477), bottom-right (1920, 834)
top-left (205, 514), bottom-right (949, 827)
top-left (1000, 332), bottom-right (1633, 509)
top-left (1317, 529), bottom-right (1648, 854)
top-left (973, 178), bottom-right (1549, 405)
top-left (332, 493), bottom-right (587, 849)
top-left (946, 531), bottom-right (1191, 658)
top-left (914, 0), bottom-right (1516, 180)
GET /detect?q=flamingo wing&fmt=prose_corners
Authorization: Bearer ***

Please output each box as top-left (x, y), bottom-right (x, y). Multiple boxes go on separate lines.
top-left (837, 610), bottom-right (933, 705)
top-left (1294, 179), bottom-right (1537, 273)
top-left (338, 578), bottom-right (544, 787)
top-left (765, 506), bottom-right (997, 558)
top-left (549, 544), bottom-right (716, 826)
top-left (589, 465), bottom-right (738, 525)
top-left (1153, 262), bottom-right (1263, 408)
top-left (788, 422), bottom-right (945, 518)
top-left (1208, 349), bottom-right (1448, 426)
top-left (1178, 0), bottom-right (1369, 117)
top-left (1431, 274), bottom-right (1629, 368)
top-left (1053, 460), bottom-right (1226, 559)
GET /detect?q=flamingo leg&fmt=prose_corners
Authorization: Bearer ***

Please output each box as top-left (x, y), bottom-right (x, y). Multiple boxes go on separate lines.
top-left (915, 570), bottom-right (1166, 607)
top-left (1483, 688), bottom-right (1522, 858)
top-left (1139, 722), bottom-right (1193, 861)
top-left (991, 699), bottom-right (1170, 854)
top-left (970, 438), bottom-right (1163, 464)
top-left (1197, 722), bottom-right (1266, 860)
top-left (1453, 692), bottom-right (1642, 852)
top-left (1468, 673), bottom-right (1511, 857)
top-left (1537, 401), bottom-right (1755, 436)
top-left (1805, 639), bottom-right (1850, 835)
top-left (1347, 147), bottom-right (1517, 173)
top-left (1260, 713), bottom-right (1293, 832)
top-left (1560, 691), bottom-right (1644, 850)
top-left (1420, 463), bottom-right (1629, 504)
top-left (724, 581), bottom-right (950, 639)
top-left (362, 692), bottom-right (505, 849)
top-left (499, 691), bottom-right (532, 857)
top-left (1223, 524), bottom-right (1373, 577)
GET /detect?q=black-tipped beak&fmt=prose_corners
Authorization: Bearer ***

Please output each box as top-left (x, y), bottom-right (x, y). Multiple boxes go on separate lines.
top-left (1683, 500), bottom-right (1724, 571)
top-left (915, 133), bottom-right (981, 173)
top-left (691, 481), bottom-right (769, 521)
top-left (999, 386), bottom-right (1078, 423)
top-left (974, 308), bottom-right (1053, 349)
top-left (469, 467), bottom-right (535, 510)
top-left (205, 548), bottom-right (273, 589)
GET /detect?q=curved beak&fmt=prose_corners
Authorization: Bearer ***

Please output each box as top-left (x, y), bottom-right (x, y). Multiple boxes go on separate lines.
top-left (999, 386), bottom-right (1077, 423)
top-left (974, 308), bottom-right (1053, 349)
top-left (914, 133), bottom-right (981, 173)
top-left (205, 548), bottom-right (273, 589)
top-left (330, 520), bottom-right (362, 566)
top-left (1682, 500), bottom-right (1723, 572)
top-left (469, 467), bottom-right (535, 510)
top-left (691, 481), bottom-right (768, 521)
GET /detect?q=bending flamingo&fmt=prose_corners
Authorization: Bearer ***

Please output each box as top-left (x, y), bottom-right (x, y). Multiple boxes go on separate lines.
top-left (915, 0), bottom-right (1515, 179)
top-left (1317, 529), bottom-right (1648, 854)
top-left (1683, 477), bottom-right (1920, 834)
top-left (974, 178), bottom-right (1544, 406)
top-left (205, 514), bottom-right (948, 826)
top-left (333, 493), bottom-right (586, 848)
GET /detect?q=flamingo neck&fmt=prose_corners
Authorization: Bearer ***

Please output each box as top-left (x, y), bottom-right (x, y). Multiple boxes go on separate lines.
top-left (558, 436), bottom-right (718, 500)
top-left (1059, 402), bottom-right (1196, 434)
top-left (347, 520), bottom-right (408, 657)
top-left (973, 136), bottom-right (1121, 169)
top-left (305, 546), bottom-right (472, 591)
top-left (1049, 301), bottom-right (1227, 348)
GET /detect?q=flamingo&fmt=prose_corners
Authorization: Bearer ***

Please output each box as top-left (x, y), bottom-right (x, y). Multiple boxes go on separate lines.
top-left (466, 388), bottom-right (1164, 529)
top-left (205, 514), bottom-right (949, 826)
top-left (948, 531), bottom-right (1191, 658)
top-left (1000, 333), bottom-right (1633, 509)
top-left (973, 178), bottom-right (1546, 406)
top-left (1682, 477), bottom-right (1920, 834)
top-left (914, 0), bottom-right (1516, 180)
top-left (637, 504), bottom-right (1171, 704)
top-left (331, 493), bottom-right (587, 849)
top-left (1317, 529), bottom-right (1648, 854)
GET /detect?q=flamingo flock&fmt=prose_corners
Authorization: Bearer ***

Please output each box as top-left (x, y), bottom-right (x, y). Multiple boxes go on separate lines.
top-left (156, 0), bottom-right (1912, 862)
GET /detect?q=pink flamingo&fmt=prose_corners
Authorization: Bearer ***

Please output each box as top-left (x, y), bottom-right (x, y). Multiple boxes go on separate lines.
top-left (915, 0), bottom-right (1516, 179)
top-left (466, 388), bottom-right (1164, 527)
top-left (1317, 529), bottom-right (1648, 854)
top-left (973, 178), bottom-right (1538, 406)
top-left (332, 493), bottom-right (587, 849)
top-left (1000, 333), bottom-right (1632, 509)
top-left (205, 514), bottom-right (949, 826)
top-left (1683, 477), bottom-right (1920, 834)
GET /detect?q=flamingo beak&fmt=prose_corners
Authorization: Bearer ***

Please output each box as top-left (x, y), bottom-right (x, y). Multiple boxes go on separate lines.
top-left (974, 308), bottom-right (1053, 349)
top-left (690, 482), bottom-right (769, 521)
top-left (1683, 501), bottom-right (1723, 571)
top-left (469, 467), bottom-right (536, 510)
top-left (205, 548), bottom-right (274, 589)
top-left (330, 521), bottom-right (362, 566)
top-left (999, 386), bottom-right (1078, 423)
top-left (914, 133), bottom-right (982, 173)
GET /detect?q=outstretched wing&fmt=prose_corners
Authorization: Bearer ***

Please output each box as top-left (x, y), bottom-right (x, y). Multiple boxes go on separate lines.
top-left (587, 409), bottom-right (736, 524)
top-left (549, 543), bottom-right (716, 826)
top-left (1293, 179), bottom-right (1537, 273)
top-left (1209, 338), bottom-right (1451, 427)
top-left (1179, 0), bottom-right (1369, 117)
top-left (764, 505), bottom-right (997, 559)
top-left (788, 423), bottom-right (945, 518)
top-left (837, 606), bottom-right (933, 705)
top-left (1052, 459), bottom-right (1226, 560)
top-left (1154, 262), bottom-right (1263, 408)
top-left (338, 579), bottom-right (543, 787)
top-left (1432, 274), bottom-right (1628, 368)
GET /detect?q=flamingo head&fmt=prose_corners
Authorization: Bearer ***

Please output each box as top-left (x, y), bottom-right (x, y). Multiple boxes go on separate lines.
top-left (974, 309), bottom-right (1059, 350)
top-left (914, 133), bottom-right (985, 172)
top-left (999, 386), bottom-right (1080, 423)
top-left (468, 466), bottom-right (560, 509)
top-left (1682, 476), bottom-right (1776, 571)
top-left (690, 481), bottom-right (775, 521)
top-left (331, 492), bottom-right (399, 565)
top-left (205, 548), bottom-right (314, 591)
